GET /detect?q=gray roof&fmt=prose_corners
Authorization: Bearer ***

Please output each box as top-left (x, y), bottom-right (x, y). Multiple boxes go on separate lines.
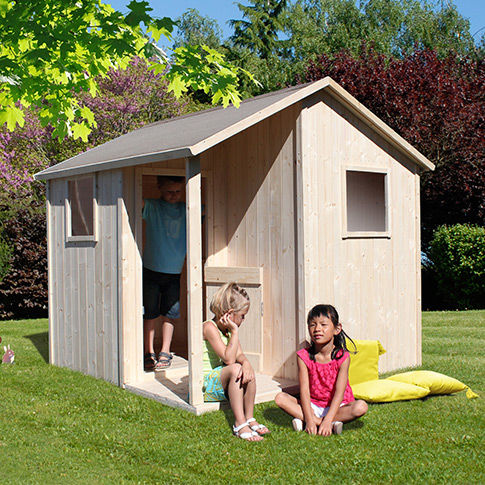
top-left (35, 77), bottom-right (434, 180)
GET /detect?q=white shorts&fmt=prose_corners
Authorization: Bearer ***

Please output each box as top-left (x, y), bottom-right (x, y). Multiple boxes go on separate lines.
top-left (310, 401), bottom-right (348, 418)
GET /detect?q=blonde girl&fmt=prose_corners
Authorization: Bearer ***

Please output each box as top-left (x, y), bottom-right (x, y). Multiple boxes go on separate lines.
top-left (203, 282), bottom-right (270, 441)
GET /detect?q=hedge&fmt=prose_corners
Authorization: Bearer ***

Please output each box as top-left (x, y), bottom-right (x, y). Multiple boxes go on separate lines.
top-left (423, 224), bottom-right (485, 310)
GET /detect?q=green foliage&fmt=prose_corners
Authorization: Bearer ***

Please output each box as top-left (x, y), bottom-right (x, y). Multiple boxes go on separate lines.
top-left (0, 234), bottom-right (12, 282)
top-left (0, 313), bottom-right (483, 482)
top-left (0, 202), bottom-right (47, 319)
top-left (225, 47), bottom-right (292, 97)
top-left (230, 0), bottom-right (288, 59)
top-left (283, 0), bottom-right (476, 72)
top-left (226, 0), bottom-right (477, 96)
top-left (172, 8), bottom-right (223, 49)
top-left (0, 0), bottom-right (249, 141)
top-left (426, 224), bottom-right (485, 310)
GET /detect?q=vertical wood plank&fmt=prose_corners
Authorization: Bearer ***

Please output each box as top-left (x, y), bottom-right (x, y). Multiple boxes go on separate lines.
top-left (280, 107), bottom-right (297, 378)
top-left (101, 171), bottom-right (113, 381)
top-left (56, 181), bottom-right (67, 367)
top-left (111, 170), bottom-right (122, 385)
top-left (119, 167), bottom-right (143, 385)
top-left (79, 245), bottom-right (87, 373)
top-left (186, 156), bottom-right (204, 406)
top-left (134, 167), bottom-right (144, 381)
top-left (269, 113), bottom-right (282, 375)
top-left (95, 174), bottom-right (105, 379)
top-left (294, 104), bottom-right (307, 349)
top-left (46, 182), bottom-right (55, 364)
top-left (415, 170), bottom-right (422, 366)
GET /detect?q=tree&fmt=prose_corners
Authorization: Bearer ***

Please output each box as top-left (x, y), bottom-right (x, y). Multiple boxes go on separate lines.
top-left (284, 0), bottom-right (476, 65)
top-left (172, 8), bottom-right (223, 50)
top-left (0, 58), bottom-right (188, 319)
top-left (303, 47), bottom-right (484, 245)
top-left (230, 0), bottom-right (288, 59)
top-left (0, 0), bottom-right (251, 141)
top-left (0, 204), bottom-right (47, 319)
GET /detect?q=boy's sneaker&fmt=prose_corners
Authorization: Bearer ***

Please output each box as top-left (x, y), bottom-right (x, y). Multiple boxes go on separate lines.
top-left (292, 418), bottom-right (303, 432)
top-left (332, 421), bottom-right (343, 435)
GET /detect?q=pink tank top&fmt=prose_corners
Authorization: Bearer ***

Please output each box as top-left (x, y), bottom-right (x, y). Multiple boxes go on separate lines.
top-left (297, 348), bottom-right (355, 407)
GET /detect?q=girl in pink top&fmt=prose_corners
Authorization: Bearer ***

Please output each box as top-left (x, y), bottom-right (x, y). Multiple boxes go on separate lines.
top-left (275, 304), bottom-right (367, 435)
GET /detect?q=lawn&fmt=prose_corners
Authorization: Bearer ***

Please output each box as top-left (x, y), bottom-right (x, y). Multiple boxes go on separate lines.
top-left (0, 311), bottom-right (483, 484)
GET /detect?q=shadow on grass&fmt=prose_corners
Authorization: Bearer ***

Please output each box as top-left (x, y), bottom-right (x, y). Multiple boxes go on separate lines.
top-left (222, 408), bottom-right (235, 431)
top-left (262, 406), bottom-right (365, 433)
top-left (221, 405), bottom-right (281, 431)
top-left (25, 332), bottom-right (49, 363)
top-left (263, 406), bottom-right (288, 427)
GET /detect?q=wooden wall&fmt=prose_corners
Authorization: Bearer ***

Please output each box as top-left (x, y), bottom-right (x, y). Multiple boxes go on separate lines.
top-left (47, 170), bottom-right (123, 384)
top-left (299, 92), bottom-right (421, 372)
top-left (202, 105), bottom-right (300, 379)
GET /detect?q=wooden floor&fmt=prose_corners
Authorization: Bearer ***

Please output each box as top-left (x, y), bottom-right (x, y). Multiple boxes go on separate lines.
top-left (124, 355), bottom-right (297, 415)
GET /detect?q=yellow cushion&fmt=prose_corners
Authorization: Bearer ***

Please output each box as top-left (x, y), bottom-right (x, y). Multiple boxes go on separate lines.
top-left (352, 379), bottom-right (430, 403)
top-left (386, 370), bottom-right (478, 398)
top-left (347, 339), bottom-right (386, 386)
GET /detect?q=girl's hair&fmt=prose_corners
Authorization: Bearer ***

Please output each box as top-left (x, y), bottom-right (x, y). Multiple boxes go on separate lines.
top-left (210, 282), bottom-right (250, 320)
top-left (307, 304), bottom-right (356, 361)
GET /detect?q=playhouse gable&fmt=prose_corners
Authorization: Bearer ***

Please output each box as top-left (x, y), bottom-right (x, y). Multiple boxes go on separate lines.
top-left (35, 78), bottom-right (433, 182)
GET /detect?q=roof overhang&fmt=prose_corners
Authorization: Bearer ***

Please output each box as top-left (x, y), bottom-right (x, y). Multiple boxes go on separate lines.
top-left (35, 77), bottom-right (434, 181)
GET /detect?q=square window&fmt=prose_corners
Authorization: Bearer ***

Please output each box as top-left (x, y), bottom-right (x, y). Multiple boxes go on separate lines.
top-left (344, 170), bottom-right (389, 237)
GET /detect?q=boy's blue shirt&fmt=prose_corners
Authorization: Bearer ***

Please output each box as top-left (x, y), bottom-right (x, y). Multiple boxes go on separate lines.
top-left (142, 198), bottom-right (186, 274)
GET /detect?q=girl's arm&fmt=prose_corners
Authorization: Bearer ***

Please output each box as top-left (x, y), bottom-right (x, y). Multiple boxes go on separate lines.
top-left (234, 341), bottom-right (255, 384)
top-left (203, 316), bottom-right (239, 365)
top-left (298, 356), bottom-right (318, 435)
top-left (318, 355), bottom-right (350, 436)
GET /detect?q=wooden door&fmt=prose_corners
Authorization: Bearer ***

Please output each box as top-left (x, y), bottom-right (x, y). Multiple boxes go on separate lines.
top-left (204, 266), bottom-right (263, 372)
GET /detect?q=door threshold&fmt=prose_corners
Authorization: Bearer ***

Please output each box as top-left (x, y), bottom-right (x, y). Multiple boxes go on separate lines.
top-left (125, 363), bottom-right (297, 415)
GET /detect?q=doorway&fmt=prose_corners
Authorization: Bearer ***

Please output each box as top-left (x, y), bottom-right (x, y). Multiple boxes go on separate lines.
top-left (140, 167), bottom-right (211, 362)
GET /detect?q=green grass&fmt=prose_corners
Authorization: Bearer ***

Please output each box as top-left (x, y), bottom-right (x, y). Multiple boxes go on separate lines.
top-left (0, 312), bottom-right (484, 484)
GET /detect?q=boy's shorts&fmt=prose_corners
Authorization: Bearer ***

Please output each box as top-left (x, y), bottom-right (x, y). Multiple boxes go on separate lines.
top-left (143, 267), bottom-right (181, 320)
top-left (310, 401), bottom-right (350, 418)
top-left (203, 366), bottom-right (228, 402)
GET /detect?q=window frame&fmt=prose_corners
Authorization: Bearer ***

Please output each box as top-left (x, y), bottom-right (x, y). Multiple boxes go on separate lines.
top-left (341, 166), bottom-right (391, 239)
top-left (65, 174), bottom-right (98, 243)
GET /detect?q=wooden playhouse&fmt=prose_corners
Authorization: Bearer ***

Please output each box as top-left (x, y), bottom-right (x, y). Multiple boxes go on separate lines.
top-left (35, 77), bottom-right (434, 414)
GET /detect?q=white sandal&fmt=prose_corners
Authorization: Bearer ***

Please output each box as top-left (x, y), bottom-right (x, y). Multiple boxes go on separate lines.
top-left (233, 421), bottom-right (262, 441)
top-left (247, 417), bottom-right (270, 435)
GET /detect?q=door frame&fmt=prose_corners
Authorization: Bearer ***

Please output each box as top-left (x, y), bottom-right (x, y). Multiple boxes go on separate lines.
top-left (126, 165), bottom-right (213, 396)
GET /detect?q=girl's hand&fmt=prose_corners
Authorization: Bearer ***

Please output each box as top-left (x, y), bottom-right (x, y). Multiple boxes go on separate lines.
top-left (305, 418), bottom-right (318, 435)
top-left (237, 360), bottom-right (255, 384)
top-left (221, 312), bottom-right (238, 333)
top-left (318, 420), bottom-right (333, 436)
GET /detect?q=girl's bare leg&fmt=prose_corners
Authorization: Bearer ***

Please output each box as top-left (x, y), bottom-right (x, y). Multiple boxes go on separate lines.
top-left (243, 379), bottom-right (256, 421)
top-left (274, 392), bottom-right (305, 420)
top-left (334, 400), bottom-right (368, 423)
top-left (143, 317), bottom-right (158, 354)
top-left (159, 318), bottom-right (174, 354)
top-left (220, 364), bottom-right (262, 441)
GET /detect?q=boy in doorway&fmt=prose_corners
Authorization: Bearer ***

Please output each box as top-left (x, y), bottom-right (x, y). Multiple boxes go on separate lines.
top-left (143, 175), bottom-right (186, 371)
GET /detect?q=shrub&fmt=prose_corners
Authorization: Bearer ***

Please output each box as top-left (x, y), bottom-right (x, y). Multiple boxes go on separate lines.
top-left (0, 234), bottom-right (12, 282)
top-left (0, 203), bottom-right (47, 319)
top-left (425, 224), bottom-right (485, 310)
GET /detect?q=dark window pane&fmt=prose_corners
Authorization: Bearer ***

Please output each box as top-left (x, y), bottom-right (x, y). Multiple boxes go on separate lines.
top-left (69, 177), bottom-right (94, 236)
